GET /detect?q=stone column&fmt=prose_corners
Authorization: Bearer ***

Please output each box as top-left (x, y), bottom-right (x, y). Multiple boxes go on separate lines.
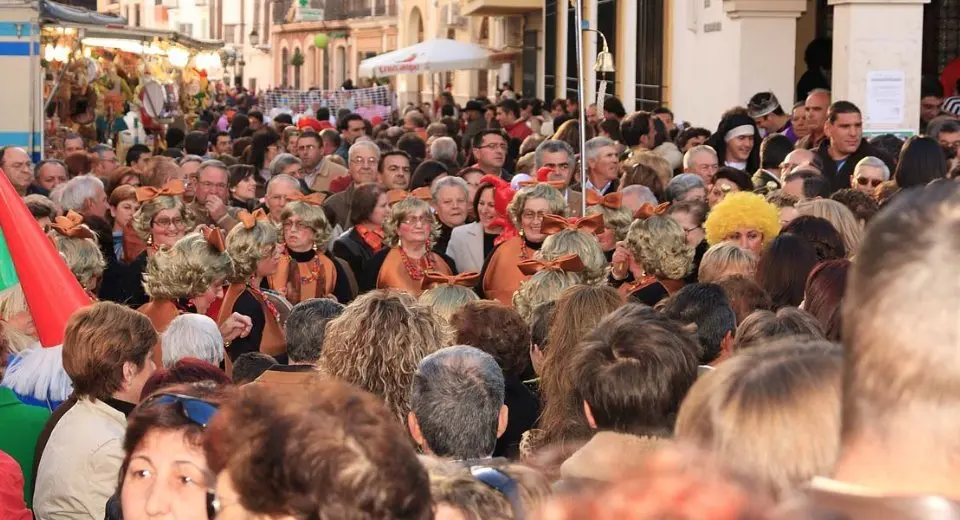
top-left (669, 0), bottom-right (806, 126)
top-left (829, 0), bottom-right (929, 136)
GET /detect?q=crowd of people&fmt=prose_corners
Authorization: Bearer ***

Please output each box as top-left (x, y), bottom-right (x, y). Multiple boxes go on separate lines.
top-left (1, 81), bottom-right (960, 520)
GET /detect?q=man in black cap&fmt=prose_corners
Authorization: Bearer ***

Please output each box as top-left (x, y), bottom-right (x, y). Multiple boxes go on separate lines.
top-left (748, 91), bottom-right (797, 144)
top-left (462, 99), bottom-right (488, 149)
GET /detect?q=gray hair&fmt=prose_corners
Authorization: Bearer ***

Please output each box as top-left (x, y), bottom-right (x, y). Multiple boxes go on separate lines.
top-left (198, 159), bottom-right (229, 179)
top-left (410, 345), bottom-right (505, 459)
top-left (90, 144), bottom-right (113, 159)
top-left (430, 175), bottom-right (469, 201)
top-left (161, 314), bottom-right (224, 368)
top-left (266, 173), bottom-right (301, 193)
top-left (285, 298), bottom-right (345, 364)
top-left (34, 159), bottom-right (67, 180)
top-left (683, 145), bottom-right (718, 170)
top-left (179, 154), bottom-right (204, 167)
top-left (622, 184), bottom-right (659, 206)
top-left (348, 140), bottom-right (381, 163)
top-left (926, 116), bottom-right (960, 141)
top-left (583, 136), bottom-right (616, 162)
top-left (853, 156), bottom-right (891, 182)
top-left (269, 153), bottom-right (302, 177)
top-left (59, 175), bottom-right (104, 212)
top-left (534, 139), bottom-right (576, 169)
top-left (430, 136), bottom-right (458, 164)
top-left (665, 173), bottom-right (706, 203)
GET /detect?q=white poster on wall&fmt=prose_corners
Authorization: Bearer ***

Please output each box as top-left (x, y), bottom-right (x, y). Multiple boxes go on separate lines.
top-left (865, 70), bottom-right (905, 126)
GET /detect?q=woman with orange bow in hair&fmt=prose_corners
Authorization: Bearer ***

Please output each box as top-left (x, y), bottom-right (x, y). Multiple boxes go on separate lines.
top-left (271, 192), bottom-right (356, 305)
top-left (359, 192), bottom-right (456, 296)
top-left (48, 211), bottom-right (106, 297)
top-left (107, 180), bottom-right (191, 307)
top-left (618, 213), bottom-right (695, 307)
top-left (512, 254), bottom-right (587, 323)
top-left (220, 209), bottom-right (286, 364)
top-left (585, 190), bottom-right (633, 261)
top-left (138, 227), bottom-right (251, 366)
top-left (536, 213), bottom-right (608, 284)
top-left (479, 182), bottom-right (567, 305)
top-left (418, 271), bottom-right (481, 322)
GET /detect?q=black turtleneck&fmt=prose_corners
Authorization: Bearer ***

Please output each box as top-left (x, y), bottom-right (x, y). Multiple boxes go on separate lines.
top-left (103, 397), bottom-right (137, 417)
top-left (483, 232), bottom-right (498, 260)
top-left (288, 248), bottom-right (317, 263)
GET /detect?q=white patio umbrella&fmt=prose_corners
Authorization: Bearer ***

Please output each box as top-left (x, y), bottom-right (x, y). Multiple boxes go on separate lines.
top-left (358, 38), bottom-right (511, 77)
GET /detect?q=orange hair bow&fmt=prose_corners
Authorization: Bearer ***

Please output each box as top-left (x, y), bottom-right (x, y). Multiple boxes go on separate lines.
top-left (517, 180), bottom-right (567, 190)
top-left (49, 211), bottom-right (96, 240)
top-left (586, 190), bottom-right (623, 210)
top-left (199, 225), bottom-right (226, 252)
top-left (238, 208), bottom-right (270, 229)
top-left (539, 213), bottom-right (605, 236)
top-left (288, 192), bottom-right (328, 206)
top-left (387, 187), bottom-right (432, 205)
top-left (517, 254), bottom-right (585, 276)
top-left (136, 179), bottom-right (185, 202)
top-left (633, 202), bottom-right (670, 220)
top-left (420, 271), bottom-right (481, 291)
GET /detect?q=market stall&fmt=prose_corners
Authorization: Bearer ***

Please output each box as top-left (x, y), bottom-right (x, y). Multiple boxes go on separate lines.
top-left (40, 3), bottom-right (225, 155)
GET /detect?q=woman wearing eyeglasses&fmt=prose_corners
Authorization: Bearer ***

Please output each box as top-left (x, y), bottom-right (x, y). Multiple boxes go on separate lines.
top-left (220, 210), bottom-right (286, 366)
top-left (105, 180), bottom-right (191, 307)
top-left (850, 156), bottom-right (889, 195)
top-left (138, 228), bottom-right (250, 367)
top-left (359, 195), bottom-right (455, 296)
top-left (271, 196), bottom-right (355, 304)
top-left (115, 383), bottom-right (227, 520)
top-left (479, 183), bottom-right (567, 305)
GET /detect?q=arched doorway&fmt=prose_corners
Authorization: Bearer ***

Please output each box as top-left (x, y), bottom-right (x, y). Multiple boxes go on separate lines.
top-left (281, 46), bottom-right (289, 87)
top-left (336, 46), bottom-right (347, 88)
top-left (478, 18), bottom-right (490, 98)
top-left (409, 6), bottom-right (425, 101)
top-left (294, 46), bottom-right (302, 89)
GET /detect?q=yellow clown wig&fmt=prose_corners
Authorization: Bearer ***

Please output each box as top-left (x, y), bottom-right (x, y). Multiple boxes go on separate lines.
top-left (704, 192), bottom-right (781, 249)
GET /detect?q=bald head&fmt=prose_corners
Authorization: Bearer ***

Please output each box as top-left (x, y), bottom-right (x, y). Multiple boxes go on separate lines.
top-left (805, 89), bottom-right (832, 134)
top-left (780, 149), bottom-right (820, 178)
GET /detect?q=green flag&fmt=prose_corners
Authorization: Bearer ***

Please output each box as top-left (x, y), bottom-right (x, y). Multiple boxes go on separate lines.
top-left (0, 228), bottom-right (18, 291)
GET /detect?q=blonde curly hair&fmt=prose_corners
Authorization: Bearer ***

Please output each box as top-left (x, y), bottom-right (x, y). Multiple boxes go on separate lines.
top-left (586, 204), bottom-right (633, 241)
top-left (625, 215), bottom-right (694, 280)
top-left (382, 197), bottom-right (440, 248)
top-left (143, 232), bottom-right (234, 300)
top-left (0, 285), bottom-right (34, 354)
top-left (225, 219), bottom-right (280, 282)
top-left (704, 192), bottom-right (781, 248)
top-left (512, 269), bottom-right (579, 323)
top-left (132, 195), bottom-right (191, 241)
top-left (419, 285), bottom-right (479, 323)
top-left (539, 229), bottom-right (608, 284)
top-left (507, 184), bottom-right (568, 229)
top-left (319, 290), bottom-right (451, 422)
top-left (279, 200), bottom-right (333, 250)
top-left (50, 230), bottom-right (105, 291)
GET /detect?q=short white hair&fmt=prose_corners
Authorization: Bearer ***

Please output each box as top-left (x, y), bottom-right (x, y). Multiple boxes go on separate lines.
top-left (59, 175), bottom-right (104, 212)
top-left (622, 184), bottom-right (659, 206)
top-left (161, 314), bottom-right (225, 368)
top-left (431, 175), bottom-right (469, 201)
top-left (853, 156), bottom-right (890, 181)
top-left (348, 140), bottom-right (381, 163)
top-left (430, 137), bottom-right (458, 163)
top-left (266, 173), bottom-right (301, 194)
top-left (683, 145), bottom-right (717, 170)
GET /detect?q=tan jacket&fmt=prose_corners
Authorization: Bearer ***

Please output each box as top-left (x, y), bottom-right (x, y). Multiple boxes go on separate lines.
top-left (559, 431), bottom-right (667, 484)
top-left (307, 157), bottom-right (349, 193)
top-left (33, 398), bottom-right (126, 520)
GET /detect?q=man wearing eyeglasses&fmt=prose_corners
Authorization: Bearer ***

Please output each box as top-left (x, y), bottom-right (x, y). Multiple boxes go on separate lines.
top-left (323, 141), bottom-right (381, 228)
top-left (534, 139), bottom-right (583, 216)
top-left (188, 160), bottom-right (241, 232)
top-left (0, 147), bottom-right (33, 196)
top-left (90, 145), bottom-right (119, 178)
top-left (470, 130), bottom-right (512, 181)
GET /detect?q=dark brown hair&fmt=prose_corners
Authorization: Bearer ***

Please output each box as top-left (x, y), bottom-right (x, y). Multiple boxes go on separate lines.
top-left (755, 234), bottom-right (819, 309)
top-left (574, 304), bottom-right (699, 435)
top-left (64, 151), bottom-right (93, 178)
top-left (204, 380), bottom-right (432, 519)
top-left (348, 183), bottom-right (388, 226)
top-left (733, 308), bottom-right (825, 351)
top-left (139, 358), bottom-right (232, 401)
top-left (62, 302), bottom-right (158, 399)
top-left (450, 300), bottom-right (531, 378)
top-left (716, 275), bottom-right (773, 325)
top-left (620, 162), bottom-right (665, 201)
top-left (804, 259), bottom-right (851, 342)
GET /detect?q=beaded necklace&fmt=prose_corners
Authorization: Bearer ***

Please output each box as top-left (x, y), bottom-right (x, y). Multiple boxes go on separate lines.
top-left (399, 247), bottom-right (436, 281)
top-left (247, 282), bottom-right (281, 322)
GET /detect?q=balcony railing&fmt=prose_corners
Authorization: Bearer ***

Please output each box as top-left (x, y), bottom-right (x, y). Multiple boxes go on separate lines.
top-left (273, 0), bottom-right (397, 23)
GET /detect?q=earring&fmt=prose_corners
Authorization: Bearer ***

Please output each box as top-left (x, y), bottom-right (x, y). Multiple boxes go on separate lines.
top-left (146, 234), bottom-right (154, 246)
top-left (187, 297), bottom-right (195, 308)
top-left (312, 242), bottom-right (318, 252)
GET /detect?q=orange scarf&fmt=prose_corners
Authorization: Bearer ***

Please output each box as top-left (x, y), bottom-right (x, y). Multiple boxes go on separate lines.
top-left (356, 224), bottom-right (385, 252)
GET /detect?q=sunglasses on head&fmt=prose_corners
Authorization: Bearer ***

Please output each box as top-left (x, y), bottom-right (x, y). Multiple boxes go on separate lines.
top-left (471, 466), bottom-right (525, 520)
top-left (140, 393), bottom-right (220, 428)
top-left (855, 177), bottom-right (883, 188)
